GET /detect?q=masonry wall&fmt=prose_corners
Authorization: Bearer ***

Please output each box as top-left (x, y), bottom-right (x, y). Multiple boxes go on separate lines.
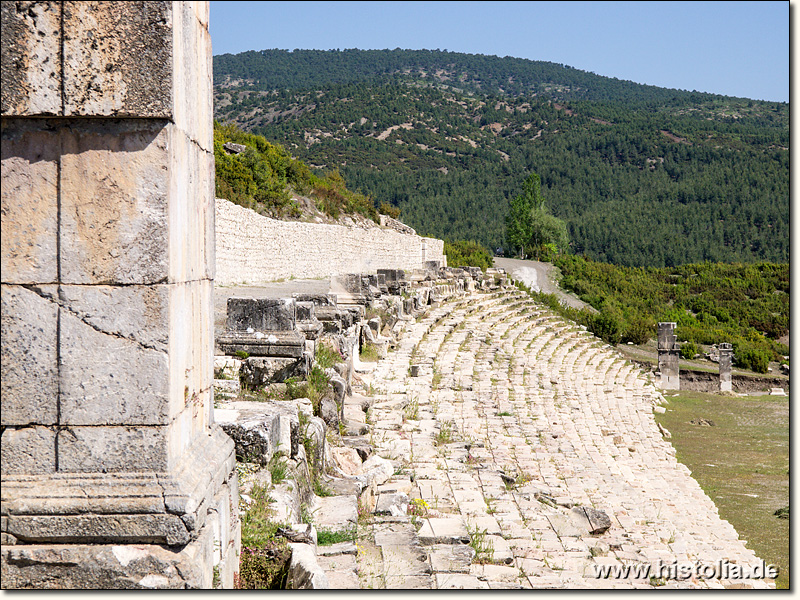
top-left (216, 198), bottom-right (445, 285)
top-left (1, 1), bottom-right (238, 588)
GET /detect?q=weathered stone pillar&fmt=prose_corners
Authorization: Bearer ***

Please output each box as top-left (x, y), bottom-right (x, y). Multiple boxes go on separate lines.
top-left (1, 1), bottom-right (239, 588)
top-left (656, 322), bottom-right (680, 390)
top-left (719, 343), bottom-right (733, 392)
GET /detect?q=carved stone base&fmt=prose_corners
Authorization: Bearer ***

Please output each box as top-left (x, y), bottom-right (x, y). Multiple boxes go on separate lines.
top-left (1, 425), bottom-right (240, 588)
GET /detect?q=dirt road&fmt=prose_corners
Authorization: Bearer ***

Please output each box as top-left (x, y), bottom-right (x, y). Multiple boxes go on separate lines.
top-left (493, 256), bottom-right (593, 311)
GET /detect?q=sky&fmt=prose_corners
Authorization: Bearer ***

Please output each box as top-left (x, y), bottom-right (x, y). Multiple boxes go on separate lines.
top-left (210, 1), bottom-right (789, 103)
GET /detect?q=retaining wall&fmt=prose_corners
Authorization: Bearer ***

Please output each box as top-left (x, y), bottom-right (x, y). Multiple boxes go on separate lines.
top-left (215, 198), bottom-right (445, 285)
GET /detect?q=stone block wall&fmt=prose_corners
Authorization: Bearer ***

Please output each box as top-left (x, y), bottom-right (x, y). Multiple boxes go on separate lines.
top-left (215, 198), bottom-right (446, 285)
top-left (1, 1), bottom-right (238, 588)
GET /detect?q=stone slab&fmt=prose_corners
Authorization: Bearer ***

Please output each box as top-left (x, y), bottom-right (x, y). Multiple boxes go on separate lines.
top-left (1, 285), bottom-right (58, 426)
top-left (1, 121), bottom-right (59, 282)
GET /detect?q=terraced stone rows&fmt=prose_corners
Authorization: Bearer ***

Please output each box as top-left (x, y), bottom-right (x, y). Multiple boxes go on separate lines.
top-left (341, 288), bottom-right (770, 589)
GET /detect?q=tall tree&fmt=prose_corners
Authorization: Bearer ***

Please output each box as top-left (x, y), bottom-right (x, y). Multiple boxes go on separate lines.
top-left (506, 173), bottom-right (568, 260)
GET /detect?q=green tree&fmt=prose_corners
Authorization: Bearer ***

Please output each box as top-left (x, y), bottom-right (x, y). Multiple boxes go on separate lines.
top-left (506, 173), bottom-right (569, 260)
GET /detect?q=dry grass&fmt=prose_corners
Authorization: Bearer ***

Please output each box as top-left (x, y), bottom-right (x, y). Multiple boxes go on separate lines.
top-left (655, 391), bottom-right (789, 589)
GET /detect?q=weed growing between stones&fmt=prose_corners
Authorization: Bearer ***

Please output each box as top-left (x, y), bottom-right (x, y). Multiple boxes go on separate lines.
top-left (237, 484), bottom-right (291, 589)
top-left (315, 340), bottom-right (344, 369)
top-left (360, 341), bottom-right (381, 362)
top-left (431, 366), bottom-right (442, 390)
top-left (317, 525), bottom-right (358, 546)
top-left (467, 524), bottom-right (494, 564)
top-left (403, 396), bottom-right (420, 422)
top-left (268, 457), bottom-right (288, 484)
top-left (435, 421), bottom-right (456, 446)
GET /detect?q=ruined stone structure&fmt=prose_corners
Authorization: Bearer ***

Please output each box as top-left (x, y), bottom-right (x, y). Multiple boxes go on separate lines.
top-left (1, 1), bottom-right (239, 588)
top-left (215, 197), bottom-right (446, 286)
top-left (657, 322), bottom-right (680, 390)
top-left (718, 342), bottom-right (733, 392)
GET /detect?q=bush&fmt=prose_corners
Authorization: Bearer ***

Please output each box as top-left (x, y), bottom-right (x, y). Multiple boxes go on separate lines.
top-left (444, 240), bottom-right (493, 271)
top-left (622, 315), bottom-right (654, 345)
top-left (680, 341), bottom-right (699, 360)
top-left (378, 201), bottom-right (401, 220)
top-left (589, 307), bottom-right (622, 345)
top-left (733, 343), bottom-right (770, 373)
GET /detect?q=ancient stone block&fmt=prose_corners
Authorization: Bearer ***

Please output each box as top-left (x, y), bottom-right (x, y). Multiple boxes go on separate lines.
top-left (1, 120), bottom-right (59, 283)
top-left (0, 543), bottom-right (206, 589)
top-left (58, 305), bottom-right (169, 425)
top-left (167, 279), bottom-right (214, 425)
top-left (172, 1), bottom-right (213, 151)
top-left (59, 120), bottom-right (170, 284)
top-left (0, 427), bottom-right (56, 475)
top-left (295, 301), bottom-right (316, 322)
top-left (168, 131), bottom-right (214, 283)
top-left (6, 513), bottom-right (189, 546)
top-left (62, 1), bottom-right (172, 117)
top-left (293, 293), bottom-right (337, 307)
top-left (1, 285), bottom-right (58, 426)
top-left (58, 284), bottom-right (170, 353)
top-left (214, 400), bottom-right (299, 465)
top-left (217, 330), bottom-right (306, 359)
top-left (56, 426), bottom-right (168, 473)
top-left (0, 1), bottom-right (62, 116)
top-left (226, 297), bottom-right (296, 332)
top-left (240, 357), bottom-right (303, 386)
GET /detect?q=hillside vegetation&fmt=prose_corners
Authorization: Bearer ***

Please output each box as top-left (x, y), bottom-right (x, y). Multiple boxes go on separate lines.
top-left (522, 255), bottom-right (789, 373)
top-left (213, 49), bottom-right (789, 268)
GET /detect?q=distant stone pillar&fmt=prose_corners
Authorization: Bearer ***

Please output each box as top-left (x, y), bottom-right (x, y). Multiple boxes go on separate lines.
top-left (657, 322), bottom-right (680, 390)
top-left (719, 343), bottom-right (733, 392)
top-left (1, 1), bottom-right (239, 588)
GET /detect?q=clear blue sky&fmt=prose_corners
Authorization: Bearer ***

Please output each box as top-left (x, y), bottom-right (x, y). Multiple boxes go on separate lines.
top-left (210, 1), bottom-right (789, 102)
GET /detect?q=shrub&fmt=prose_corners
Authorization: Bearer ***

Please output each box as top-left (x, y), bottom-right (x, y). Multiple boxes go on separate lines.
top-left (589, 307), bottom-right (622, 345)
top-left (680, 341), bottom-right (698, 360)
top-left (733, 342), bottom-right (770, 373)
top-left (378, 201), bottom-right (401, 220)
top-left (444, 240), bottom-right (493, 271)
top-left (622, 315), bottom-right (654, 345)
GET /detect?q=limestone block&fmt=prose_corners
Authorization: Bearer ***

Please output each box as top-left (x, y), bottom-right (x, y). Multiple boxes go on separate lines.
top-left (0, 542), bottom-right (213, 589)
top-left (288, 542), bottom-right (330, 589)
top-left (172, 1), bottom-right (213, 151)
top-left (0, 426), bottom-right (56, 475)
top-left (570, 506), bottom-right (612, 535)
top-left (1, 120), bottom-right (59, 282)
top-left (0, 1), bottom-right (62, 115)
top-left (226, 297), bottom-right (296, 332)
top-left (356, 455), bottom-right (394, 488)
top-left (168, 130), bottom-right (214, 283)
top-left (240, 357), bottom-right (303, 386)
top-left (310, 495), bottom-right (358, 531)
top-left (6, 513), bottom-right (189, 546)
top-left (214, 400), bottom-right (299, 464)
top-left (58, 304), bottom-right (169, 425)
top-left (1, 285), bottom-right (58, 426)
top-left (56, 426), bottom-right (169, 473)
top-left (58, 284), bottom-right (170, 353)
top-left (168, 280), bottom-right (214, 425)
top-left (217, 330), bottom-right (306, 358)
top-left (59, 120), bottom-right (169, 284)
top-left (62, 1), bottom-right (172, 117)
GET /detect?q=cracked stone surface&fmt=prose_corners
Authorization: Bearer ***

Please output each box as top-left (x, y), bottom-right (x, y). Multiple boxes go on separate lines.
top-left (323, 288), bottom-right (774, 589)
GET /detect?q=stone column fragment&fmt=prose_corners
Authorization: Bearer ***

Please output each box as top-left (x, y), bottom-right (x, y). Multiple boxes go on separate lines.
top-left (657, 322), bottom-right (680, 390)
top-left (719, 343), bottom-right (733, 392)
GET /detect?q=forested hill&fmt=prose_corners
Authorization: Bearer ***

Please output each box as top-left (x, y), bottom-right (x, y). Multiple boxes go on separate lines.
top-left (213, 49), bottom-right (789, 267)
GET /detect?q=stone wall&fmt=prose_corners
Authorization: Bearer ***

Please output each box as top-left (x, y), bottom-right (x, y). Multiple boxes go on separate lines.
top-left (216, 198), bottom-right (445, 285)
top-left (1, 1), bottom-right (239, 589)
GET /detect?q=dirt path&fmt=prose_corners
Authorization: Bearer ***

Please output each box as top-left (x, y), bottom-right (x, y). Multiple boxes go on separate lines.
top-left (493, 257), bottom-right (593, 312)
